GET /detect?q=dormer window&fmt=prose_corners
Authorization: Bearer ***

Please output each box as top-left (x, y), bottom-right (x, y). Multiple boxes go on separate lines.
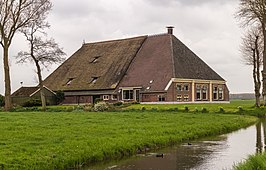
top-left (90, 56), bottom-right (101, 63)
top-left (149, 80), bottom-right (154, 84)
top-left (66, 78), bottom-right (74, 85)
top-left (90, 77), bottom-right (99, 84)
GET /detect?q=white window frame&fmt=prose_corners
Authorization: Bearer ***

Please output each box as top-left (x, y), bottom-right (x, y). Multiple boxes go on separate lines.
top-left (184, 95), bottom-right (189, 101)
top-left (218, 87), bottom-right (224, 100)
top-left (103, 95), bottom-right (109, 101)
top-left (122, 89), bottom-right (134, 100)
top-left (158, 95), bottom-right (166, 102)
top-left (177, 95), bottom-right (182, 101)
top-left (196, 85), bottom-right (201, 100)
top-left (183, 84), bottom-right (189, 91)
top-left (213, 86), bottom-right (218, 100)
top-left (176, 84), bottom-right (182, 91)
top-left (202, 85), bottom-right (208, 100)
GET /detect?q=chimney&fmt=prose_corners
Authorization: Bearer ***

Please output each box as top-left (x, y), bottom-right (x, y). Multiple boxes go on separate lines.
top-left (166, 26), bottom-right (174, 35)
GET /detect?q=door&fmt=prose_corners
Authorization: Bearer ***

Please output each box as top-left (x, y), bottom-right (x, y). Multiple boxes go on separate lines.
top-left (93, 95), bottom-right (101, 104)
top-left (135, 90), bottom-right (140, 102)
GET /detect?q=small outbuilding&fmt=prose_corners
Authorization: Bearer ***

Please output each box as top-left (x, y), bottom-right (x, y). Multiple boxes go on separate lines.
top-left (11, 86), bottom-right (56, 106)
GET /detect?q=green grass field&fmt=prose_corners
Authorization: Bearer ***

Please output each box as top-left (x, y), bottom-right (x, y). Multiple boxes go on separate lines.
top-left (0, 110), bottom-right (257, 169)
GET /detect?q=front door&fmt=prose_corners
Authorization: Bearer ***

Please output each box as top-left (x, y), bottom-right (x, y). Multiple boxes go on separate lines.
top-left (93, 95), bottom-right (101, 104)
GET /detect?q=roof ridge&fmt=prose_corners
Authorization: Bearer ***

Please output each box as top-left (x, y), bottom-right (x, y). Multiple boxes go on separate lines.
top-left (148, 33), bottom-right (169, 37)
top-left (83, 35), bottom-right (148, 45)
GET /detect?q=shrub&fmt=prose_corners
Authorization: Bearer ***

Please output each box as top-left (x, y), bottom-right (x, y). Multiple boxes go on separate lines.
top-left (151, 107), bottom-right (158, 112)
top-left (194, 107), bottom-right (199, 112)
top-left (184, 106), bottom-right (189, 112)
top-left (74, 105), bottom-right (84, 112)
top-left (23, 99), bottom-right (42, 107)
top-left (113, 102), bottom-right (123, 107)
top-left (94, 101), bottom-right (109, 112)
top-left (238, 106), bottom-right (244, 112)
top-left (201, 107), bottom-right (208, 113)
top-left (0, 95), bottom-right (4, 107)
top-left (131, 101), bottom-right (140, 104)
top-left (141, 107), bottom-right (146, 111)
top-left (219, 107), bottom-right (225, 113)
top-left (83, 104), bottom-right (93, 112)
top-left (94, 98), bottom-right (103, 104)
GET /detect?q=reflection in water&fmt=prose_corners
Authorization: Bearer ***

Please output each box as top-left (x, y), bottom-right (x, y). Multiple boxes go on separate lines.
top-left (87, 120), bottom-right (266, 170)
top-left (256, 119), bottom-right (266, 153)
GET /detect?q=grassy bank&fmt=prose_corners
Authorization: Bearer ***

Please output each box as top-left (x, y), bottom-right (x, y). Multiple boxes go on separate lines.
top-left (234, 153), bottom-right (266, 170)
top-left (0, 111), bottom-right (256, 169)
top-left (124, 100), bottom-right (266, 117)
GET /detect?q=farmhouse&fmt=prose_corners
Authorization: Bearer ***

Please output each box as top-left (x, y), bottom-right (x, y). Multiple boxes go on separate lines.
top-left (12, 27), bottom-right (229, 105)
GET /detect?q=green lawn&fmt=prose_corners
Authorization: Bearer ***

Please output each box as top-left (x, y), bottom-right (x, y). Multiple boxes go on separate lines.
top-left (0, 111), bottom-right (257, 169)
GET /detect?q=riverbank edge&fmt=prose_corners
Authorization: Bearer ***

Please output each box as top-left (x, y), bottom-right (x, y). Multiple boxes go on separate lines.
top-left (78, 114), bottom-right (257, 169)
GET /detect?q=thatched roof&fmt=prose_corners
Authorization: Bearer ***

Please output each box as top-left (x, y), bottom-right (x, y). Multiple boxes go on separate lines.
top-left (43, 36), bottom-right (147, 91)
top-left (11, 87), bottom-right (39, 97)
top-left (43, 33), bottom-right (225, 92)
top-left (11, 86), bottom-right (55, 97)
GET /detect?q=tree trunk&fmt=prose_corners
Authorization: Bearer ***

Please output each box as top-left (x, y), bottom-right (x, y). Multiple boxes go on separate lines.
top-left (255, 36), bottom-right (261, 107)
top-left (262, 22), bottom-right (266, 105)
top-left (256, 121), bottom-right (262, 153)
top-left (35, 61), bottom-right (46, 111)
top-left (3, 46), bottom-right (12, 111)
top-left (253, 49), bottom-right (260, 107)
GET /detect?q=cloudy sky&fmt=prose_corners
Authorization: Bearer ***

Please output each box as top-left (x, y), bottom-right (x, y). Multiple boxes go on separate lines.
top-left (0, 0), bottom-right (252, 95)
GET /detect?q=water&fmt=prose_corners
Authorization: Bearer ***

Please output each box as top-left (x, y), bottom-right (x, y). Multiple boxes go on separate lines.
top-left (86, 120), bottom-right (266, 170)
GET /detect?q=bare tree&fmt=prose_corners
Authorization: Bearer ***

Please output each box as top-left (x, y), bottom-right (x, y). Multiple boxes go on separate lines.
top-left (236, 0), bottom-right (266, 104)
top-left (241, 27), bottom-right (263, 107)
top-left (0, 0), bottom-right (52, 111)
top-left (16, 21), bottom-right (65, 110)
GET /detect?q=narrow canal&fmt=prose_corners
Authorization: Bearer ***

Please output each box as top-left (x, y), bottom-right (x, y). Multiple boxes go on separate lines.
top-left (87, 120), bottom-right (266, 170)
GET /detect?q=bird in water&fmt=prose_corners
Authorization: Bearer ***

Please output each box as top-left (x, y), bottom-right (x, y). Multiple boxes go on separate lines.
top-left (156, 153), bottom-right (164, 158)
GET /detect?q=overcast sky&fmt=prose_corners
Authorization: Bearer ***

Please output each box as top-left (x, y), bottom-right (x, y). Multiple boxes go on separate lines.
top-left (0, 0), bottom-right (252, 95)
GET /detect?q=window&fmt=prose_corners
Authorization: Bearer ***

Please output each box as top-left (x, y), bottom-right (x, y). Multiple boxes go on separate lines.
top-left (66, 78), bottom-right (74, 85)
top-left (177, 95), bottom-right (182, 101)
top-left (213, 87), bottom-right (218, 100)
top-left (90, 56), bottom-right (100, 63)
top-left (146, 86), bottom-right (151, 90)
top-left (90, 77), bottom-right (98, 84)
top-left (123, 90), bottom-right (134, 100)
top-left (218, 87), bottom-right (223, 100)
top-left (149, 80), bottom-right (154, 84)
top-left (103, 95), bottom-right (109, 101)
top-left (177, 84), bottom-right (182, 91)
top-left (196, 85), bottom-right (201, 100)
top-left (183, 84), bottom-right (189, 91)
top-left (112, 94), bottom-right (118, 100)
top-left (202, 86), bottom-right (207, 100)
top-left (184, 95), bottom-right (189, 101)
top-left (158, 95), bottom-right (166, 102)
